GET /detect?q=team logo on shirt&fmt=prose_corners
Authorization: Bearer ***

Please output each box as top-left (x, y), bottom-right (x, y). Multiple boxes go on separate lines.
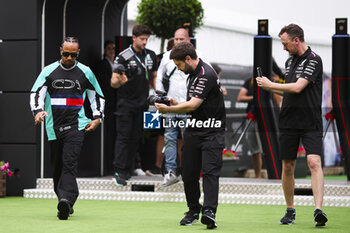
top-left (52, 79), bottom-right (81, 90)
top-left (51, 95), bottom-right (84, 109)
top-left (145, 54), bottom-right (154, 70)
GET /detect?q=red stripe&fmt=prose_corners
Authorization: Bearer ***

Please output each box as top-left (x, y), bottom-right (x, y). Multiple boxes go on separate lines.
top-left (258, 87), bottom-right (280, 179)
top-left (337, 80), bottom-right (350, 150)
top-left (333, 77), bottom-right (350, 80)
top-left (66, 98), bottom-right (84, 106)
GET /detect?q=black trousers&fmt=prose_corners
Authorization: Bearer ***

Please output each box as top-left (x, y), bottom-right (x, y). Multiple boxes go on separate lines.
top-left (181, 132), bottom-right (224, 212)
top-left (113, 107), bottom-right (143, 175)
top-left (49, 129), bottom-right (84, 206)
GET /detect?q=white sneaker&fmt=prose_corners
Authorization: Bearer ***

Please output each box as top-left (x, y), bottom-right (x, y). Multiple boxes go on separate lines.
top-left (160, 170), bottom-right (179, 188)
top-left (133, 168), bottom-right (146, 176)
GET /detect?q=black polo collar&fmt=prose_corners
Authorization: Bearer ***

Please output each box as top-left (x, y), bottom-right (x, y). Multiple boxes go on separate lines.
top-left (190, 58), bottom-right (204, 77)
top-left (130, 45), bottom-right (146, 56)
top-left (294, 46), bottom-right (311, 59)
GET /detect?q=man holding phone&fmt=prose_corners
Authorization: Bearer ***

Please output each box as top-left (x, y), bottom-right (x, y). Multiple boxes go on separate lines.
top-left (256, 24), bottom-right (328, 227)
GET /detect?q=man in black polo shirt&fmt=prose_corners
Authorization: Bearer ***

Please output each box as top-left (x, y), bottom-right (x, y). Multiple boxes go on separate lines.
top-left (111, 25), bottom-right (157, 185)
top-left (155, 42), bottom-right (226, 229)
top-left (256, 24), bottom-right (328, 227)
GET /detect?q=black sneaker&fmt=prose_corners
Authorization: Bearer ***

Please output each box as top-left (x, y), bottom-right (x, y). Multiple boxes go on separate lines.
top-left (179, 210), bottom-right (200, 226)
top-left (125, 172), bottom-right (132, 180)
top-left (201, 208), bottom-right (217, 229)
top-left (57, 199), bottom-right (71, 220)
top-left (114, 172), bottom-right (127, 186)
top-left (280, 208), bottom-right (296, 225)
top-left (145, 167), bottom-right (162, 176)
top-left (314, 209), bottom-right (328, 227)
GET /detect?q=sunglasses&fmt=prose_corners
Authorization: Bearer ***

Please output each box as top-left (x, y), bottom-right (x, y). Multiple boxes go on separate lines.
top-left (62, 52), bottom-right (78, 58)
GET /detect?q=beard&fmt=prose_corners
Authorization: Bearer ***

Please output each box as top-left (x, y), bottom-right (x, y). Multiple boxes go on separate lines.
top-left (287, 47), bottom-right (298, 56)
top-left (62, 60), bottom-right (74, 68)
top-left (183, 63), bottom-right (193, 74)
top-left (135, 43), bottom-right (145, 52)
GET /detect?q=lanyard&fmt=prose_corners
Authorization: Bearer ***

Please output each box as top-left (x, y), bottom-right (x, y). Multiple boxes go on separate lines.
top-left (129, 45), bottom-right (149, 80)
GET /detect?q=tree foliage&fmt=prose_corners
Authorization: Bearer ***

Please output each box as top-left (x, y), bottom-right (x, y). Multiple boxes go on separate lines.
top-left (136, 0), bottom-right (204, 51)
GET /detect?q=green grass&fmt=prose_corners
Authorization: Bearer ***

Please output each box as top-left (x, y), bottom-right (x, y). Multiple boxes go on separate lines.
top-left (297, 175), bottom-right (347, 180)
top-left (1, 197), bottom-right (349, 233)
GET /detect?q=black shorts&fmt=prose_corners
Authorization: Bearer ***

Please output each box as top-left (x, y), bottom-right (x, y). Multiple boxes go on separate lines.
top-left (279, 128), bottom-right (323, 160)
